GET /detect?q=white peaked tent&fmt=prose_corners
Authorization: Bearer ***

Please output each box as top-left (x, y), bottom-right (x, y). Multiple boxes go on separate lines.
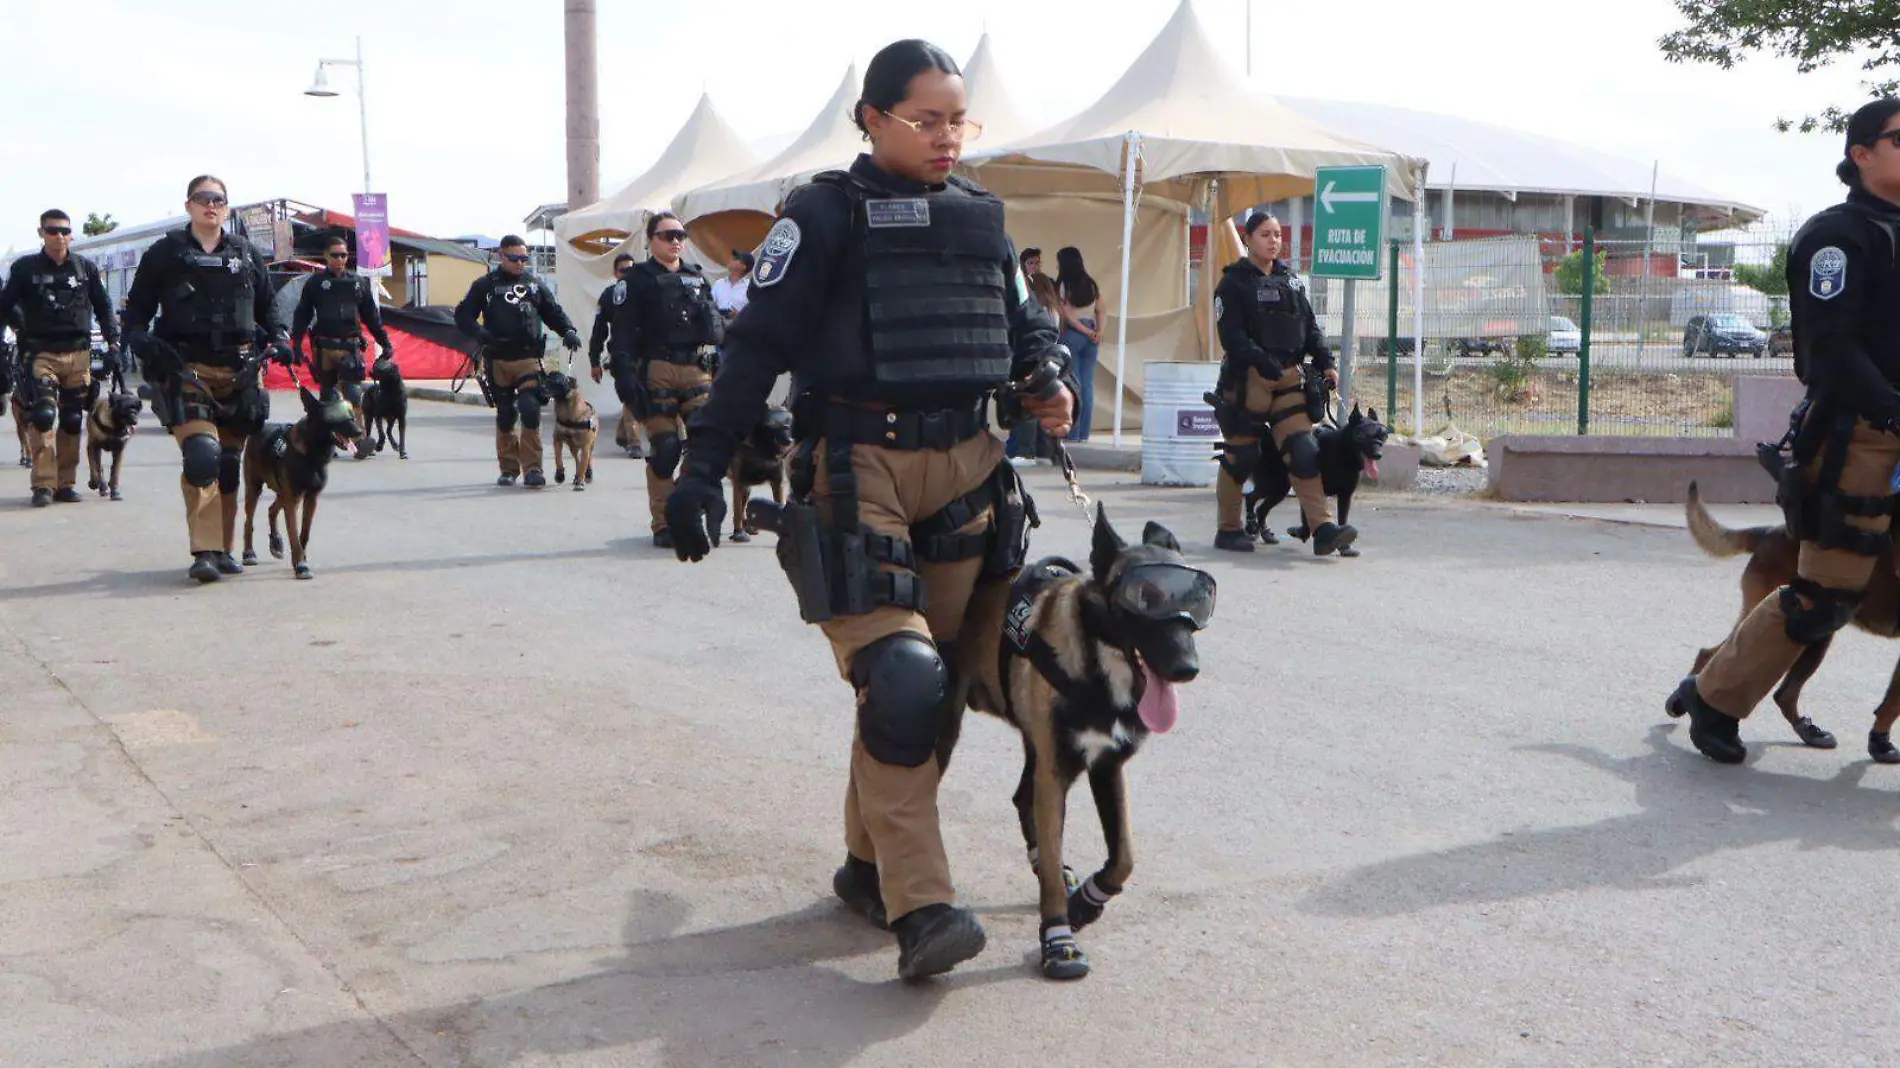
top-left (966, 0), bottom-right (1425, 441)
top-left (552, 93), bottom-right (757, 342)
top-left (670, 66), bottom-right (862, 260)
top-left (961, 32), bottom-right (1038, 151)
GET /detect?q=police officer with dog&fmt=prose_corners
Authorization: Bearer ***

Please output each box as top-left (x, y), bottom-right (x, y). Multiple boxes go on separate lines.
top-left (0, 209), bottom-right (119, 507)
top-left (662, 40), bottom-right (1077, 980)
top-left (1670, 98), bottom-right (1900, 766)
top-left (123, 175), bottom-right (291, 584)
top-left (292, 234), bottom-right (393, 419)
top-left (454, 234), bottom-right (582, 488)
top-left (608, 212), bottom-right (725, 548)
top-left (588, 251), bottom-right (647, 458)
top-left (1210, 210), bottom-right (1354, 556)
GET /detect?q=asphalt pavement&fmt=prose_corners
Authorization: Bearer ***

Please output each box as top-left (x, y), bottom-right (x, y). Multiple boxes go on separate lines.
top-left (2, 395), bottom-right (1894, 1067)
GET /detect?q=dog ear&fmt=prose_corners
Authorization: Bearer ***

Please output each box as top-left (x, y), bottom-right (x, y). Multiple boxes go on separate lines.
top-left (300, 386), bottom-right (320, 410)
top-left (1090, 502), bottom-right (1125, 582)
top-left (1140, 520), bottom-right (1182, 553)
top-left (1368, 406), bottom-right (1379, 424)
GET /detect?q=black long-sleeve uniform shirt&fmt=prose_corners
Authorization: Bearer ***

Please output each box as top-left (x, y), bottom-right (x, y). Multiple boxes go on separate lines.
top-left (1214, 257), bottom-right (1332, 381)
top-left (122, 227), bottom-right (282, 347)
top-left (454, 268), bottom-right (576, 350)
top-left (0, 250), bottom-right (119, 351)
top-left (1787, 188), bottom-right (1900, 425)
top-left (291, 269), bottom-right (393, 350)
top-left (685, 154), bottom-right (1068, 472)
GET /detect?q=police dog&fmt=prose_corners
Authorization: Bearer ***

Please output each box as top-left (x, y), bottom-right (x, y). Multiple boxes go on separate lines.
top-left (729, 406), bottom-right (795, 543)
top-left (948, 503), bottom-right (1212, 980)
top-left (240, 388), bottom-right (362, 580)
top-left (84, 389), bottom-right (143, 499)
top-left (546, 371), bottom-right (597, 490)
top-left (1247, 405), bottom-right (1390, 555)
top-left (1679, 481), bottom-right (1900, 760)
top-left (358, 355), bottom-right (408, 459)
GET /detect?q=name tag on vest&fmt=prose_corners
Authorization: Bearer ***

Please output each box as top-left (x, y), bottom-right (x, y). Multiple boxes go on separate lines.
top-left (865, 199), bottom-right (931, 229)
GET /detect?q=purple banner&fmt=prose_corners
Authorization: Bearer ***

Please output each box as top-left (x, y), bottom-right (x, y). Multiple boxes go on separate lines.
top-left (353, 193), bottom-right (390, 273)
top-left (1176, 409), bottom-right (1222, 437)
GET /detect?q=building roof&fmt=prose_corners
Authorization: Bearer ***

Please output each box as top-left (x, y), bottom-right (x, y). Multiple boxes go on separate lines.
top-left (393, 233), bottom-right (491, 263)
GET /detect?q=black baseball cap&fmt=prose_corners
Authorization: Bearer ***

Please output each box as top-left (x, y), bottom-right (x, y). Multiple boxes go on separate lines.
top-left (1840, 98), bottom-right (1900, 185)
top-left (612, 252), bottom-right (634, 265)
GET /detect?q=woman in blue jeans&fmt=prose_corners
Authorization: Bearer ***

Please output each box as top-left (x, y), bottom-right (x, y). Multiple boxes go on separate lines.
top-left (1054, 246), bottom-right (1101, 442)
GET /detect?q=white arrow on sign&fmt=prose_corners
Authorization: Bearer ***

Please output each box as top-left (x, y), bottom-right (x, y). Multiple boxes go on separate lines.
top-left (1320, 180), bottom-right (1379, 214)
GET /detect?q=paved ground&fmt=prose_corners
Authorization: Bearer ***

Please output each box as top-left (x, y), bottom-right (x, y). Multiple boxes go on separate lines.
top-left (3, 396), bottom-right (1896, 1067)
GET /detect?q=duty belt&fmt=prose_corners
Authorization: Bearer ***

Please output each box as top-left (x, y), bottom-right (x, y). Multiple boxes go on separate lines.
top-left (820, 399), bottom-right (988, 451)
top-left (315, 335), bottom-right (364, 350)
top-left (646, 345), bottom-right (718, 366)
top-left (171, 337), bottom-right (252, 367)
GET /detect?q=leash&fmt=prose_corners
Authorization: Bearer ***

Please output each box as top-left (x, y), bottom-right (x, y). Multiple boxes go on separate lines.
top-left (1045, 437), bottom-right (1093, 521)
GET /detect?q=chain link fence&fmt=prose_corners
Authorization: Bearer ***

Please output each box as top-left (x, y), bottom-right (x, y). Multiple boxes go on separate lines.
top-left (1311, 233), bottom-right (1793, 440)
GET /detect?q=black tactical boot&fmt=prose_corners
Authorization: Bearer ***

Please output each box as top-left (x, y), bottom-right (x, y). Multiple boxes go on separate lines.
top-left (1313, 522), bottom-right (1359, 557)
top-left (524, 470), bottom-right (547, 488)
top-left (832, 855), bottom-right (889, 930)
top-left (30, 487), bottom-right (52, 507)
top-left (215, 552), bottom-right (245, 575)
top-left (1667, 676), bottom-right (1746, 764)
top-left (53, 487), bottom-right (82, 504)
top-left (892, 903), bottom-right (986, 980)
top-left (1871, 730), bottom-right (1900, 764)
top-left (188, 552), bottom-right (221, 584)
top-left (653, 529), bottom-right (674, 550)
top-left (1214, 529), bottom-right (1255, 553)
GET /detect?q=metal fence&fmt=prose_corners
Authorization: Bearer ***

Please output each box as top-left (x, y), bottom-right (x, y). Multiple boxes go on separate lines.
top-left (1311, 232), bottom-right (1794, 440)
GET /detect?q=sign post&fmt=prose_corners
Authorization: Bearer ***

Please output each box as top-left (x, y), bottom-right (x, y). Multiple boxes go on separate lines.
top-left (1309, 165), bottom-right (1389, 419)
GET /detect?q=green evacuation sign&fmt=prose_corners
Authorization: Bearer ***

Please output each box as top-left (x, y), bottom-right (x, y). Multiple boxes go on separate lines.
top-left (1310, 165), bottom-right (1388, 281)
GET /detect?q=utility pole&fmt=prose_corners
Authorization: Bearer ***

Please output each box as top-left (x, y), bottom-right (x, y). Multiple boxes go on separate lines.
top-left (564, 0), bottom-right (600, 210)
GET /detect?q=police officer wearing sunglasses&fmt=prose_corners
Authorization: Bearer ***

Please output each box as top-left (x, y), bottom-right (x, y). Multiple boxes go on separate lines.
top-left (0, 208), bottom-right (118, 507)
top-left (1671, 99), bottom-right (1900, 765)
top-left (123, 175), bottom-right (293, 584)
top-left (292, 234), bottom-right (393, 424)
top-left (454, 234), bottom-right (582, 487)
top-left (662, 39), bottom-right (1077, 980)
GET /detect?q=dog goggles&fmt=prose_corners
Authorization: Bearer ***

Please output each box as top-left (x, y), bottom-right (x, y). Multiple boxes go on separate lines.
top-left (1113, 563), bottom-right (1217, 630)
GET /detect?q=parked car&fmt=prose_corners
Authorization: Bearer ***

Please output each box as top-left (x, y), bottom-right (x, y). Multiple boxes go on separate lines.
top-left (1683, 314), bottom-right (1767, 358)
top-left (1548, 315), bottom-right (1581, 354)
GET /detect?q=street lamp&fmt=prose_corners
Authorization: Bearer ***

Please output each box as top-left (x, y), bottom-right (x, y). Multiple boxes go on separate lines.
top-left (304, 36), bottom-right (371, 196)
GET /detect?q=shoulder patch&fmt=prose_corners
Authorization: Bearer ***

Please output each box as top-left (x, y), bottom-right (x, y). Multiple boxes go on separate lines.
top-left (752, 218), bottom-right (801, 288)
top-left (611, 280), bottom-right (627, 305)
top-left (1288, 274), bottom-right (1307, 293)
top-left (1213, 295), bottom-right (1224, 321)
top-left (1810, 246), bottom-right (1847, 301)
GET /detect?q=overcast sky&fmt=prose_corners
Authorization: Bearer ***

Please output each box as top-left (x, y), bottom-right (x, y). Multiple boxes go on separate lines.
top-left (0, 0), bottom-right (1873, 253)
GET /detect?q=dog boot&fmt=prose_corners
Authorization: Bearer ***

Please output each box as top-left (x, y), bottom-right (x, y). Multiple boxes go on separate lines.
top-left (730, 529), bottom-right (751, 543)
top-left (1038, 920), bottom-right (1091, 981)
top-left (832, 856), bottom-right (889, 930)
top-left (524, 470), bottom-right (547, 488)
top-left (1871, 730), bottom-right (1900, 764)
top-left (30, 487), bottom-right (52, 508)
top-left (554, 468), bottom-right (567, 484)
top-left (1338, 545), bottom-right (1362, 558)
top-left (54, 487), bottom-right (82, 504)
top-left (496, 473), bottom-right (517, 487)
top-left (892, 904), bottom-right (986, 980)
top-left (1313, 522), bottom-right (1359, 557)
top-left (188, 552), bottom-right (221, 584)
top-left (653, 529), bottom-right (674, 550)
top-left (1668, 677), bottom-right (1746, 764)
top-left (215, 552), bottom-right (245, 576)
top-left (1214, 529), bottom-right (1255, 553)
top-left (1788, 715), bottom-right (1836, 748)
top-left (1257, 526), bottom-right (1281, 545)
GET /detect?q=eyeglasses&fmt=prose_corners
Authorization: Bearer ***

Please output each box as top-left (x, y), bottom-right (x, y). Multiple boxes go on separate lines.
top-left (41, 227), bottom-right (72, 236)
top-left (652, 230), bottom-right (688, 242)
top-left (503, 252), bottom-right (531, 263)
top-left (189, 192), bottom-right (228, 207)
top-left (1111, 563), bottom-right (1217, 630)
top-left (1871, 129), bottom-right (1900, 150)
top-left (880, 111), bottom-right (984, 143)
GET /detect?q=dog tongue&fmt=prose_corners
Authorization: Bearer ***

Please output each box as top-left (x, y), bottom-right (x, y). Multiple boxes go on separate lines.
top-left (1364, 456), bottom-right (1380, 481)
top-left (1138, 663), bottom-right (1180, 734)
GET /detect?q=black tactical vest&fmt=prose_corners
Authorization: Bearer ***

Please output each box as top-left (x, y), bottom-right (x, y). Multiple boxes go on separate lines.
top-left (814, 172), bottom-right (1014, 391)
top-left (20, 257), bottom-right (92, 342)
top-left (651, 267), bottom-right (724, 353)
top-left (310, 273), bottom-right (363, 338)
top-left (159, 232), bottom-right (256, 339)
top-left (483, 273), bottom-right (545, 343)
top-left (1244, 266), bottom-right (1308, 354)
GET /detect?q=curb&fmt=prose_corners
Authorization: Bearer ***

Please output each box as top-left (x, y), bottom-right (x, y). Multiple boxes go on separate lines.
top-left (407, 386), bottom-right (487, 407)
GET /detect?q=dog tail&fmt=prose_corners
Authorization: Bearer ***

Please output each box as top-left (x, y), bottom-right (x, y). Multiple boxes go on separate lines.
top-left (1685, 480), bottom-right (1770, 558)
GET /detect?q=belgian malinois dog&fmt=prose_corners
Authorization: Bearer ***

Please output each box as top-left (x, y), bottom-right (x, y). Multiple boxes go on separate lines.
top-left (84, 389), bottom-right (143, 499)
top-left (729, 406), bottom-right (795, 543)
top-left (948, 503), bottom-right (1214, 980)
top-left (358, 355), bottom-right (409, 459)
top-left (1678, 480), bottom-right (1900, 762)
top-left (240, 388), bottom-right (362, 580)
top-left (547, 371), bottom-right (598, 490)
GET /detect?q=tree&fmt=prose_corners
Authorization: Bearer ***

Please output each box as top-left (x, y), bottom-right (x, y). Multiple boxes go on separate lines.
top-left (1554, 248), bottom-right (1610, 296)
top-left (1731, 243), bottom-right (1791, 295)
top-left (1660, 1), bottom-right (1900, 133)
top-left (82, 213), bottom-right (118, 237)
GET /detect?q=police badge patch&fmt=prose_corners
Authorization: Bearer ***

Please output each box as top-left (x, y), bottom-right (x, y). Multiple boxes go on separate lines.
top-left (1213, 296), bottom-right (1224, 320)
top-left (1810, 246), bottom-right (1847, 300)
top-left (752, 218), bottom-right (800, 288)
top-left (611, 279), bottom-right (627, 305)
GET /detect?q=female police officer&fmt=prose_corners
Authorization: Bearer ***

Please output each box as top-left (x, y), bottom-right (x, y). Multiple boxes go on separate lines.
top-left (663, 39), bottom-right (1077, 979)
top-left (1211, 210), bottom-right (1353, 556)
top-left (123, 175), bottom-right (292, 584)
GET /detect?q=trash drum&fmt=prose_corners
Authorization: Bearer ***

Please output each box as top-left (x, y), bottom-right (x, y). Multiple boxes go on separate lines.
top-left (1140, 361), bottom-right (1222, 487)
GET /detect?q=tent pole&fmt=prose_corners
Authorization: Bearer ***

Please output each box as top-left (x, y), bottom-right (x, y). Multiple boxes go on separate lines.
top-left (1205, 179), bottom-right (1218, 360)
top-left (1113, 131), bottom-right (1138, 448)
top-left (1412, 160), bottom-right (1429, 437)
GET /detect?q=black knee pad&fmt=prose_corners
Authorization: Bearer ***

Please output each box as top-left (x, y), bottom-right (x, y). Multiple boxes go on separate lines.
top-left (1283, 430), bottom-right (1321, 479)
top-left (494, 388), bottom-right (519, 432)
top-left (516, 388), bottom-right (542, 430)
top-left (181, 434), bottom-right (221, 487)
top-left (57, 389), bottom-right (87, 435)
top-left (1219, 441), bottom-right (1262, 483)
top-left (218, 447), bottom-right (242, 493)
top-left (342, 382), bottom-right (365, 411)
top-left (1781, 582), bottom-right (1861, 644)
top-left (648, 432), bottom-right (682, 480)
top-left (851, 632), bottom-right (947, 767)
top-left (27, 381), bottom-right (57, 432)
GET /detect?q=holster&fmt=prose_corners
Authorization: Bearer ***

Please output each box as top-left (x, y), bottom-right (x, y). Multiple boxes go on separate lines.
top-left (233, 358), bottom-right (269, 434)
top-left (984, 459), bottom-right (1036, 579)
top-left (766, 496), bottom-right (836, 624)
top-left (1303, 367), bottom-right (1329, 423)
top-left (140, 377), bottom-right (183, 428)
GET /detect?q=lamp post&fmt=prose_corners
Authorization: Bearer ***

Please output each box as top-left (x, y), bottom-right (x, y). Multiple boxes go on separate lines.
top-left (304, 36), bottom-right (371, 197)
